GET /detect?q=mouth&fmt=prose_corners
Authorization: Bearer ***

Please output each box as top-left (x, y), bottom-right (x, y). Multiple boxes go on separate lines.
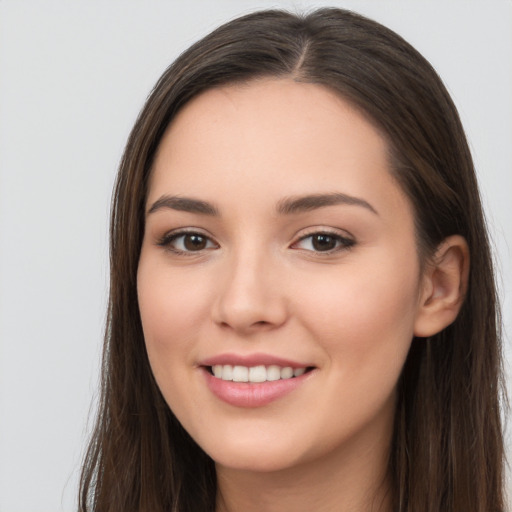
top-left (206, 364), bottom-right (315, 383)
top-left (199, 353), bottom-right (316, 406)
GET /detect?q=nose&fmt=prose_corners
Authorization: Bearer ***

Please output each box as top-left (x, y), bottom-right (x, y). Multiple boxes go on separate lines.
top-left (211, 248), bottom-right (288, 335)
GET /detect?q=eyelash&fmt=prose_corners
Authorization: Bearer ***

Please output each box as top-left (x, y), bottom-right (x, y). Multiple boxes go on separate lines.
top-left (157, 229), bottom-right (355, 256)
top-left (292, 231), bottom-right (355, 254)
top-left (157, 229), bottom-right (218, 255)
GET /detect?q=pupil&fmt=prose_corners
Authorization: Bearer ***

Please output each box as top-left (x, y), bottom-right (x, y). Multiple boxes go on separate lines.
top-left (312, 234), bottom-right (336, 251)
top-left (184, 234), bottom-right (206, 251)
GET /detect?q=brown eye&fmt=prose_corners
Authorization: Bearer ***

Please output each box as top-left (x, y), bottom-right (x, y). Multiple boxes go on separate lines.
top-left (293, 232), bottom-right (355, 253)
top-left (183, 234), bottom-right (208, 251)
top-left (158, 231), bottom-right (218, 253)
top-left (311, 234), bottom-right (337, 251)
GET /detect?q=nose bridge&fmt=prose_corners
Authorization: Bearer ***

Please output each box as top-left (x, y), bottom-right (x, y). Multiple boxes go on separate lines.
top-left (213, 237), bottom-right (287, 332)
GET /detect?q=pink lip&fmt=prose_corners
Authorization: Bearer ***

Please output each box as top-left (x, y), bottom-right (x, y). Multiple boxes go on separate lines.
top-left (203, 370), bottom-right (312, 407)
top-left (200, 355), bottom-right (315, 408)
top-left (200, 352), bottom-right (309, 368)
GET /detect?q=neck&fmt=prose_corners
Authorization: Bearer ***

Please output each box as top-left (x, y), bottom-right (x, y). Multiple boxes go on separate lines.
top-left (215, 418), bottom-right (393, 512)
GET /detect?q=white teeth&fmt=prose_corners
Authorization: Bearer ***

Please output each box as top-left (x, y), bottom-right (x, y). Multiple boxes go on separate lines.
top-left (222, 364), bottom-right (233, 381)
top-left (249, 365), bottom-right (267, 383)
top-left (267, 365), bottom-right (281, 381)
top-left (232, 365), bottom-right (249, 382)
top-left (280, 367), bottom-right (293, 379)
top-left (210, 364), bottom-right (308, 382)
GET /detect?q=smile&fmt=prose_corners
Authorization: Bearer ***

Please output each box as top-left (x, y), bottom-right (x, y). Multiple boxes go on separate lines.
top-left (202, 359), bottom-right (316, 407)
top-left (211, 364), bottom-right (307, 382)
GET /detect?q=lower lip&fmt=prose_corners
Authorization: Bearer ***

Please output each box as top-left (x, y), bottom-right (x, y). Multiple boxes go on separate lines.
top-left (202, 368), bottom-right (312, 408)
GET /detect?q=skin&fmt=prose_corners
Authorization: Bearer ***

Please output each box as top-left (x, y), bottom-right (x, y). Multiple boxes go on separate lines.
top-left (137, 79), bottom-right (468, 512)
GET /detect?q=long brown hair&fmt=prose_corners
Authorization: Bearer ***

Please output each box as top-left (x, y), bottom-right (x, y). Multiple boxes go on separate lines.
top-left (79, 8), bottom-right (506, 512)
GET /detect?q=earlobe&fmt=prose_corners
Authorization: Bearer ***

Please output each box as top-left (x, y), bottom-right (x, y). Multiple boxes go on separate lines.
top-left (413, 235), bottom-right (470, 337)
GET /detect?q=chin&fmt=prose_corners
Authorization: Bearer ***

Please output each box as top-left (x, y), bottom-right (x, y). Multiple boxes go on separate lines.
top-left (197, 432), bottom-right (308, 473)
top-left (212, 448), bottom-right (303, 474)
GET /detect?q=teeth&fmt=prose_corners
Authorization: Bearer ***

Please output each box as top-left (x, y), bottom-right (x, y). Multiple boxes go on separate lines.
top-left (280, 367), bottom-right (293, 379)
top-left (232, 365), bottom-right (249, 382)
top-left (223, 365), bottom-right (233, 381)
top-left (267, 365), bottom-right (281, 381)
top-left (211, 364), bottom-right (308, 382)
top-left (249, 365), bottom-right (266, 383)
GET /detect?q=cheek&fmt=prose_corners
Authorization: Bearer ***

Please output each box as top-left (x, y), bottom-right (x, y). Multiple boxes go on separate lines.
top-left (137, 259), bottom-right (212, 374)
top-left (137, 260), bottom-right (217, 422)
top-left (289, 253), bottom-right (420, 444)
top-left (296, 248), bottom-right (420, 372)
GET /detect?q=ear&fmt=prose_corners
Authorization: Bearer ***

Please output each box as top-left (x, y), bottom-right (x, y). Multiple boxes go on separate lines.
top-left (414, 235), bottom-right (470, 337)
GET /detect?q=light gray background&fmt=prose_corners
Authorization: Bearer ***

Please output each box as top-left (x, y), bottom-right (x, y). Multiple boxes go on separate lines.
top-left (0, 1), bottom-right (511, 510)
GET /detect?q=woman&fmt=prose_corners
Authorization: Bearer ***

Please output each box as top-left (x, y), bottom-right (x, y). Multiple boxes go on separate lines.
top-left (79, 8), bottom-right (506, 512)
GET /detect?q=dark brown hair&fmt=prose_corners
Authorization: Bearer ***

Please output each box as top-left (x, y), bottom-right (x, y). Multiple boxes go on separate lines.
top-left (79, 8), bottom-right (506, 512)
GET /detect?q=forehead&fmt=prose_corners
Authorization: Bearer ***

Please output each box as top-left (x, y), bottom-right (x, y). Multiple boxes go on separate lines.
top-left (156, 79), bottom-right (388, 168)
top-left (149, 79), bottom-right (409, 221)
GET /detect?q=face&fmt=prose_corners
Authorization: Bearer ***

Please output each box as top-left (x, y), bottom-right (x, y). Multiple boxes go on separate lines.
top-left (137, 79), bottom-right (423, 474)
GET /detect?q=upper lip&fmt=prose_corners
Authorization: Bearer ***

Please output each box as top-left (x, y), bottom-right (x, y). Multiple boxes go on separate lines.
top-left (199, 352), bottom-right (312, 369)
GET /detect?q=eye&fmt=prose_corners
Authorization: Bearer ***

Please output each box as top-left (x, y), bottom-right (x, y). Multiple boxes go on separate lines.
top-left (292, 232), bottom-right (355, 253)
top-left (158, 231), bottom-right (218, 254)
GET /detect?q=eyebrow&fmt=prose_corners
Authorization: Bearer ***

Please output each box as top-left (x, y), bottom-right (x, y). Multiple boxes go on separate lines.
top-left (147, 192), bottom-right (378, 217)
top-left (276, 192), bottom-right (378, 216)
top-left (147, 195), bottom-right (219, 216)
